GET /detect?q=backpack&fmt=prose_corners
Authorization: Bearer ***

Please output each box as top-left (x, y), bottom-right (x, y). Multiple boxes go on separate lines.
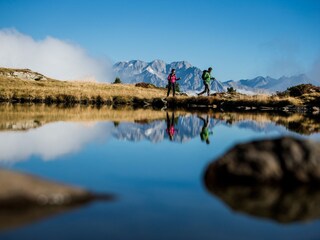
top-left (201, 70), bottom-right (207, 81)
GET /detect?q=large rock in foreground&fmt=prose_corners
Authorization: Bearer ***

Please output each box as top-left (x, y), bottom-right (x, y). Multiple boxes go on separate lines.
top-left (204, 137), bottom-right (320, 223)
top-left (205, 137), bottom-right (320, 185)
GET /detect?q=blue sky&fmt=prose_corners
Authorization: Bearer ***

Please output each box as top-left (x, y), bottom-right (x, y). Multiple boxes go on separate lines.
top-left (0, 0), bottom-right (319, 80)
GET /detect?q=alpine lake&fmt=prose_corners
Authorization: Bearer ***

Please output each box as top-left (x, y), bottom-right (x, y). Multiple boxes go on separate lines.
top-left (0, 104), bottom-right (320, 240)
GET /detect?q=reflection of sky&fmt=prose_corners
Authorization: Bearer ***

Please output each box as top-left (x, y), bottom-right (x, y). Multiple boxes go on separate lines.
top-left (1, 116), bottom-right (320, 239)
top-left (0, 122), bottom-right (113, 163)
top-left (0, 116), bottom-right (319, 164)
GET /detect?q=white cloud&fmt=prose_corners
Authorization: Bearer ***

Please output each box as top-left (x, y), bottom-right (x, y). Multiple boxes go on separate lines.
top-left (0, 122), bottom-right (113, 163)
top-left (0, 28), bottom-right (111, 81)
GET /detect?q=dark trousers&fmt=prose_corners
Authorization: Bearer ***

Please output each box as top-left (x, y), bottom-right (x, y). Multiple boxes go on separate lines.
top-left (198, 82), bottom-right (210, 96)
top-left (166, 112), bottom-right (175, 128)
top-left (167, 82), bottom-right (176, 97)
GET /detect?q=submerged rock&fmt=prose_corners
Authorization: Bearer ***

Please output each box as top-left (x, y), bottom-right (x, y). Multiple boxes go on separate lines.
top-left (205, 184), bottom-right (320, 223)
top-left (0, 169), bottom-right (113, 208)
top-left (205, 137), bottom-right (320, 185)
top-left (0, 169), bottom-right (114, 231)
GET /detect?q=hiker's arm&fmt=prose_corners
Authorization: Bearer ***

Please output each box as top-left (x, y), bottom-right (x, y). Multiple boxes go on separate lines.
top-left (177, 77), bottom-right (181, 80)
top-left (211, 77), bottom-right (216, 80)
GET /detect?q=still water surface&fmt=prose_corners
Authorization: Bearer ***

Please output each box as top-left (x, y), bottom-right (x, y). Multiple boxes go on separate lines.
top-left (0, 106), bottom-right (319, 240)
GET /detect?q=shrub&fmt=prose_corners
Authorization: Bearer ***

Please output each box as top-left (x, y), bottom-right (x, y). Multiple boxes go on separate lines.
top-left (113, 77), bottom-right (122, 84)
top-left (227, 87), bottom-right (237, 94)
top-left (287, 84), bottom-right (320, 97)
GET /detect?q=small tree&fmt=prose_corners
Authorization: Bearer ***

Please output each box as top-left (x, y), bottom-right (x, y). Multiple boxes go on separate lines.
top-left (113, 77), bottom-right (122, 84)
top-left (227, 87), bottom-right (236, 94)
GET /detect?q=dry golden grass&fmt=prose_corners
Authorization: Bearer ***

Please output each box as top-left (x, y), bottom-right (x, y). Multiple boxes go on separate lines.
top-left (216, 93), bottom-right (303, 106)
top-left (0, 76), bottom-right (169, 102)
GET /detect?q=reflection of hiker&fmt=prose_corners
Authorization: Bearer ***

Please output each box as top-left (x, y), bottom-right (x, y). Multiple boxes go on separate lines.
top-left (167, 69), bottom-right (181, 97)
top-left (197, 67), bottom-right (216, 96)
top-left (198, 115), bottom-right (213, 144)
top-left (166, 112), bottom-right (177, 141)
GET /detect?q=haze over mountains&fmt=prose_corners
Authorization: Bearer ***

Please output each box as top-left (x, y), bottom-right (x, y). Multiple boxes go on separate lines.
top-left (113, 60), bottom-right (319, 93)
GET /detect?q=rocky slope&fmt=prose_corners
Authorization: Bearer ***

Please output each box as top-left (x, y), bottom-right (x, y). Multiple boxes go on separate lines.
top-left (0, 67), bottom-right (47, 81)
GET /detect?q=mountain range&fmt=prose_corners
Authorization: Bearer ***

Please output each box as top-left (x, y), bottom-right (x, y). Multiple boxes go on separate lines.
top-left (113, 116), bottom-right (221, 143)
top-left (113, 60), bottom-right (319, 93)
top-left (113, 60), bottom-right (225, 92)
top-left (112, 115), bottom-right (306, 144)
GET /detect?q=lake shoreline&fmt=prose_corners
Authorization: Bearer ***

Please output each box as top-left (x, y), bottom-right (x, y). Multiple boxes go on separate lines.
top-left (0, 96), bottom-right (319, 114)
top-left (1, 67), bottom-right (319, 114)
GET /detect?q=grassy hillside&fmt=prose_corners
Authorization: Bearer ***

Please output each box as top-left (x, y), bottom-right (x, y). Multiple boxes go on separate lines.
top-left (0, 68), bottom-right (168, 104)
top-left (1, 68), bottom-right (319, 111)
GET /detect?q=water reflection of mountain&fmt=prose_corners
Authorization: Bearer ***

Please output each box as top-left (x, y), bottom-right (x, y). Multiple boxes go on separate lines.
top-left (112, 114), bottom-right (320, 143)
top-left (114, 117), bottom-right (221, 143)
top-left (1, 104), bottom-right (319, 144)
top-left (231, 120), bottom-right (293, 134)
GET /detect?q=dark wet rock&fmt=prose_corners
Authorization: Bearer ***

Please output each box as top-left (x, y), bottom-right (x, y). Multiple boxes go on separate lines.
top-left (204, 137), bottom-right (320, 223)
top-left (205, 137), bottom-right (320, 185)
top-left (0, 202), bottom-right (85, 231)
top-left (205, 184), bottom-right (320, 223)
top-left (0, 169), bottom-right (113, 209)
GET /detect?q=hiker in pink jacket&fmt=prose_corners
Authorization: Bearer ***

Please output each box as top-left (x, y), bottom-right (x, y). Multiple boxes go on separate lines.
top-left (166, 112), bottom-right (178, 141)
top-left (167, 69), bottom-right (181, 97)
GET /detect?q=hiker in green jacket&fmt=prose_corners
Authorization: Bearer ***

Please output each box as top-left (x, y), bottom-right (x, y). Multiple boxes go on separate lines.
top-left (198, 115), bottom-right (213, 144)
top-left (197, 67), bottom-right (216, 96)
